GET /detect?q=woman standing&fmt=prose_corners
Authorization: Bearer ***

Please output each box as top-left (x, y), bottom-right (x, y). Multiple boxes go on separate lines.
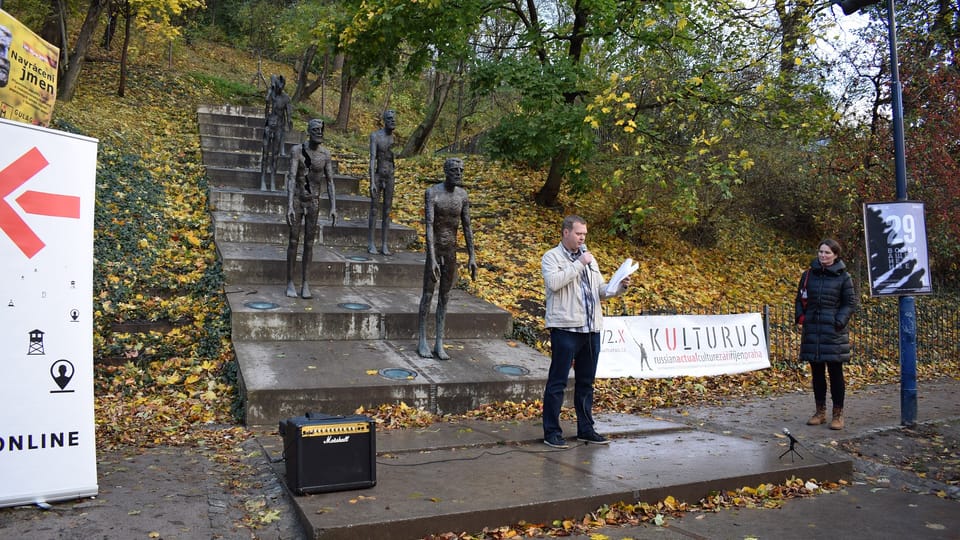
top-left (796, 239), bottom-right (859, 430)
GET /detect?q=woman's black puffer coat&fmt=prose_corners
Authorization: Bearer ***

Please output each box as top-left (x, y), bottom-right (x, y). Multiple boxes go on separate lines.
top-left (795, 258), bottom-right (858, 363)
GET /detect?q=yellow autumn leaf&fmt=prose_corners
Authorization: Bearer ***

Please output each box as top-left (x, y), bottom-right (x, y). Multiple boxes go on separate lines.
top-left (184, 231), bottom-right (201, 247)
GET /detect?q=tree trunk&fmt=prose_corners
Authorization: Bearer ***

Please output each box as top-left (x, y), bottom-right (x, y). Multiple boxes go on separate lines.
top-left (532, 1), bottom-right (588, 207)
top-left (400, 71), bottom-right (453, 158)
top-left (453, 60), bottom-right (466, 152)
top-left (117, 2), bottom-right (131, 97)
top-left (291, 43), bottom-right (317, 103)
top-left (58, 0), bottom-right (109, 101)
top-left (40, 0), bottom-right (68, 75)
top-left (535, 150), bottom-right (568, 207)
top-left (39, 0), bottom-right (63, 48)
top-left (102, 2), bottom-right (119, 50)
top-left (332, 56), bottom-right (359, 132)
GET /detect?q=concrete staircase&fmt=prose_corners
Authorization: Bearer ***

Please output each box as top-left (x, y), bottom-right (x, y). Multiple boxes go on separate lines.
top-left (197, 105), bottom-right (551, 426)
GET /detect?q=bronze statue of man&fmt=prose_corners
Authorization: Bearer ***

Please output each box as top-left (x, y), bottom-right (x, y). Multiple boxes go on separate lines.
top-left (285, 119), bottom-right (337, 299)
top-left (261, 74), bottom-right (292, 191)
top-left (417, 157), bottom-right (478, 360)
top-left (367, 110), bottom-right (396, 255)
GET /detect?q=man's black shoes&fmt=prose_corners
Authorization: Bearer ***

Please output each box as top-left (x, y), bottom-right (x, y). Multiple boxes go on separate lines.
top-left (577, 432), bottom-right (610, 445)
top-left (543, 435), bottom-right (570, 449)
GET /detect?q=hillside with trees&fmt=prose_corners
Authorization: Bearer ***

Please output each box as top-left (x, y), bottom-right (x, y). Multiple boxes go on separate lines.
top-left (3, 0), bottom-right (957, 449)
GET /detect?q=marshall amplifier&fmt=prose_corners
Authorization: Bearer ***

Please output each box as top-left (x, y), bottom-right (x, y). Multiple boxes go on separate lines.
top-left (278, 412), bottom-right (377, 494)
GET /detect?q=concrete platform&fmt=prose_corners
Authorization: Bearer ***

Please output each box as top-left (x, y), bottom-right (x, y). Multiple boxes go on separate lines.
top-left (226, 284), bottom-right (513, 342)
top-left (238, 338), bottom-right (551, 424)
top-left (254, 414), bottom-right (852, 540)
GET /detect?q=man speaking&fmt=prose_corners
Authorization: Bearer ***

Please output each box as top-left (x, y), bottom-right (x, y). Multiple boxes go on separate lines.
top-left (540, 215), bottom-right (630, 448)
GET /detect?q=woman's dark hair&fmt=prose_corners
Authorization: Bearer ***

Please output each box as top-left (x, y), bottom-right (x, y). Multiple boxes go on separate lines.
top-left (820, 238), bottom-right (842, 258)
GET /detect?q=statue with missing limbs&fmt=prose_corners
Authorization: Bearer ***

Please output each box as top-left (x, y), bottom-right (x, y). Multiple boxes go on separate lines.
top-left (261, 74), bottom-right (292, 191)
top-left (285, 119), bottom-right (337, 299)
top-left (368, 110), bottom-right (397, 255)
top-left (417, 157), bottom-right (478, 360)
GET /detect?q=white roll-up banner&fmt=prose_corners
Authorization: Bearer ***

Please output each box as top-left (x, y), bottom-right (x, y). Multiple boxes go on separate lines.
top-left (0, 118), bottom-right (98, 507)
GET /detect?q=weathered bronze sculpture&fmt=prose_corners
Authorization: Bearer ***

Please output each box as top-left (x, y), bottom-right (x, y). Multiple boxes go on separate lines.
top-left (285, 119), bottom-right (337, 299)
top-left (261, 74), bottom-right (292, 191)
top-left (367, 110), bottom-right (396, 255)
top-left (417, 158), bottom-right (478, 360)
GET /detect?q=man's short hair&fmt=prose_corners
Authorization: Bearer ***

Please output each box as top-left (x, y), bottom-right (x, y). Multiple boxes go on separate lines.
top-left (562, 215), bottom-right (586, 233)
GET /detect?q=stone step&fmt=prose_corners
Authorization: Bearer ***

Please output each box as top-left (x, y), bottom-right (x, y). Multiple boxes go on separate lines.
top-left (203, 148), bottom-right (292, 170)
top-left (197, 121), bottom-right (326, 144)
top-left (226, 284), bottom-right (512, 343)
top-left (198, 109), bottom-right (268, 128)
top-left (235, 338), bottom-right (548, 425)
top-left (218, 243), bottom-right (426, 287)
top-left (202, 147), bottom-right (348, 176)
top-left (209, 186), bottom-right (369, 220)
top-left (205, 166), bottom-right (361, 194)
top-left (198, 104), bottom-right (266, 119)
top-left (211, 212), bottom-right (417, 248)
top-left (200, 133), bottom-right (303, 154)
top-left (198, 121), bottom-right (274, 140)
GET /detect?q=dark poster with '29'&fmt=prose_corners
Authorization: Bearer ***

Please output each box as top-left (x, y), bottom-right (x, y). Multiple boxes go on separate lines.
top-left (862, 201), bottom-right (933, 297)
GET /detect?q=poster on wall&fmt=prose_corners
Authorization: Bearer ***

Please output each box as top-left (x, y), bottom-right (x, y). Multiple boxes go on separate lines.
top-left (0, 118), bottom-right (98, 507)
top-left (597, 313), bottom-right (770, 379)
top-left (0, 9), bottom-right (60, 127)
top-left (862, 201), bottom-right (932, 297)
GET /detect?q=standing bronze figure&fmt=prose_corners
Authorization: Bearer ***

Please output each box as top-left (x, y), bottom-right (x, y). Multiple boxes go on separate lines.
top-left (367, 110), bottom-right (397, 255)
top-left (417, 158), bottom-right (478, 360)
top-left (261, 74), bottom-right (292, 191)
top-left (285, 119), bottom-right (337, 299)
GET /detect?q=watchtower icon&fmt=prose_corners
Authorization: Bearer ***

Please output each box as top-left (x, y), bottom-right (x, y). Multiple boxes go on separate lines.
top-left (28, 329), bottom-right (45, 355)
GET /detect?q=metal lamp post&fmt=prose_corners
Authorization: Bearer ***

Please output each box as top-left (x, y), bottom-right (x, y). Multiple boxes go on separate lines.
top-left (838, 0), bottom-right (917, 426)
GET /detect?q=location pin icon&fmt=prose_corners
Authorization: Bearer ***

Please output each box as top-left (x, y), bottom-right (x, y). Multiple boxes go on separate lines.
top-left (70, 309), bottom-right (79, 321)
top-left (50, 359), bottom-right (75, 390)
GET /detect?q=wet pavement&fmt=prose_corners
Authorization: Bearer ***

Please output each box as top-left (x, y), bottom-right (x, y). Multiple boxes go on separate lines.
top-left (0, 378), bottom-right (957, 539)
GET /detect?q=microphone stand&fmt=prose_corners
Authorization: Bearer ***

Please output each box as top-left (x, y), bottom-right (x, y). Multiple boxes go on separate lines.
top-left (779, 430), bottom-right (805, 462)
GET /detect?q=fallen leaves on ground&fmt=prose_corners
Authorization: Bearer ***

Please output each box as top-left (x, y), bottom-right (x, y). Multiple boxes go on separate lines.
top-left (424, 477), bottom-right (844, 539)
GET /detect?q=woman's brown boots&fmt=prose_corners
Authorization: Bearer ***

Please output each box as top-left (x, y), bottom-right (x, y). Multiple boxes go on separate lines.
top-left (807, 402), bottom-right (827, 425)
top-left (807, 402), bottom-right (844, 429)
top-left (830, 407), bottom-right (844, 430)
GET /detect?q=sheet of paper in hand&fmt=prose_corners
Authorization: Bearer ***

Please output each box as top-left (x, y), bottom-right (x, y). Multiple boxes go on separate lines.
top-left (606, 258), bottom-right (639, 295)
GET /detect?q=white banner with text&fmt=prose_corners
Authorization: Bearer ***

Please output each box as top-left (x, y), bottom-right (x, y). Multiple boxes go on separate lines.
top-left (0, 118), bottom-right (98, 507)
top-left (597, 314), bottom-right (770, 379)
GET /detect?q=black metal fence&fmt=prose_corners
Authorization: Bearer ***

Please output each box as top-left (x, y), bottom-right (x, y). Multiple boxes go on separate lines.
top-left (608, 297), bottom-right (960, 369)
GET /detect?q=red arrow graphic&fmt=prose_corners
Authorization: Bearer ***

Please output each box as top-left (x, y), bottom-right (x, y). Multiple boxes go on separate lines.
top-left (1, 147), bottom-right (82, 258)
top-left (17, 191), bottom-right (82, 218)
